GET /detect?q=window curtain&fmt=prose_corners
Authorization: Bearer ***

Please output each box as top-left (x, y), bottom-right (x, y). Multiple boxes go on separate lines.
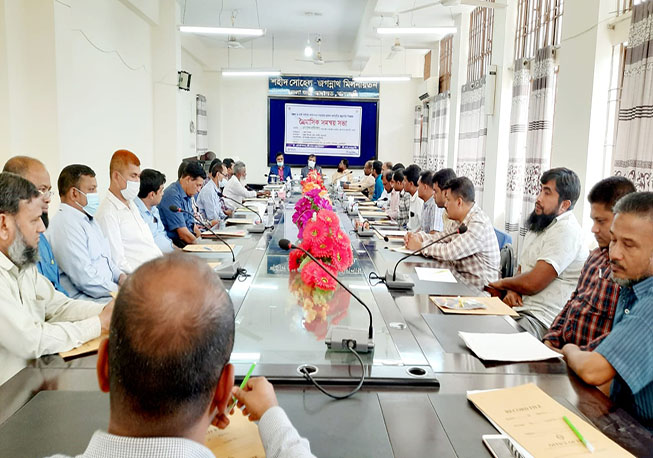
top-left (418, 102), bottom-right (430, 169)
top-left (196, 94), bottom-right (208, 157)
top-left (613, 2), bottom-right (653, 190)
top-left (504, 59), bottom-right (531, 252)
top-left (413, 105), bottom-right (424, 166)
top-left (428, 91), bottom-right (450, 170)
top-left (456, 78), bottom-right (487, 206)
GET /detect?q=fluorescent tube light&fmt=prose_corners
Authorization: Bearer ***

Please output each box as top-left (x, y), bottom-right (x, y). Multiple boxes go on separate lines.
top-left (353, 75), bottom-right (411, 82)
top-left (376, 27), bottom-right (457, 35)
top-left (180, 26), bottom-right (265, 37)
top-left (222, 68), bottom-right (281, 77)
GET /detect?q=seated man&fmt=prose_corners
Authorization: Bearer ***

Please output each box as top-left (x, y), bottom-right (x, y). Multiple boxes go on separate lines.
top-left (544, 177), bottom-right (635, 351)
top-left (405, 177), bottom-right (500, 292)
top-left (489, 168), bottom-right (587, 339)
top-left (0, 172), bottom-right (112, 385)
top-left (417, 170), bottom-right (437, 233)
top-left (268, 152), bottom-right (292, 183)
top-left (197, 160), bottom-right (232, 227)
top-left (382, 161), bottom-right (393, 174)
top-left (392, 169), bottom-right (411, 228)
top-left (48, 165), bottom-right (126, 300)
top-left (331, 159), bottom-right (352, 184)
top-left (50, 254), bottom-right (314, 457)
top-left (563, 192), bottom-right (653, 430)
top-left (371, 160), bottom-right (384, 201)
top-left (343, 160), bottom-right (375, 196)
top-left (376, 170), bottom-right (393, 209)
top-left (223, 158), bottom-right (235, 179)
top-left (159, 161), bottom-right (206, 247)
top-left (431, 168), bottom-right (457, 233)
top-left (96, 150), bottom-right (162, 274)
top-left (222, 161), bottom-right (257, 211)
top-left (135, 169), bottom-right (175, 254)
top-left (404, 164), bottom-right (423, 232)
top-left (300, 154), bottom-right (322, 179)
top-left (3, 156), bottom-right (68, 295)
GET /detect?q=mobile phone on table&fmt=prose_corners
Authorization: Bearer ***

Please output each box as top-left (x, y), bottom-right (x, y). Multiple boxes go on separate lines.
top-left (482, 434), bottom-right (525, 458)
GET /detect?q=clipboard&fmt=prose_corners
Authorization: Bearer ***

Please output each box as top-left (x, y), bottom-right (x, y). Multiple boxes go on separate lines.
top-left (430, 296), bottom-right (519, 317)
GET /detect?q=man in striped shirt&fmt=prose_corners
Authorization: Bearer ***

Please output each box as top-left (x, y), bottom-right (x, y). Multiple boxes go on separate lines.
top-left (543, 177), bottom-right (635, 351)
top-left (405, 177), bottom-right (500, 292)
top-left (564, 192), bottom-right (653, 431)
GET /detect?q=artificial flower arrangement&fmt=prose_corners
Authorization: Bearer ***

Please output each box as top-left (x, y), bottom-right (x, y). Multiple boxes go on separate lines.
top-left (300, 169), bottom-right (328, 195)
top-left (291, 188), bottom-right (333, 239)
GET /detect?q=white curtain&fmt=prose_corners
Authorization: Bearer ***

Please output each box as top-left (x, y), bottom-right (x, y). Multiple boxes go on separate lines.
top-left (613, 2), bottom-right (653, 190)
top-left (456, 78), bottom-right (487, 206)
top-left (413, 105), bottom-right (424, 166)
top-left (428, 91), bottom-right (450, 171)
top-left (504, 59), bottom-right (531, 252)
top-left (418, 102), bottom-right (430, 169)
top-left (196, 94), bottom-right (208, 157)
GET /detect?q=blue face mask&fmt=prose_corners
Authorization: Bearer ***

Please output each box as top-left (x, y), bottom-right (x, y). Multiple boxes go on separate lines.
top-left (75, 188), bottom-right (100, 216)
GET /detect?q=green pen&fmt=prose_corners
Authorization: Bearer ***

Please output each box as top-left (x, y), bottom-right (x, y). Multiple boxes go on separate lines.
top-left (229, 362), bottom-right (257, 412)
top-left (563, 415), bottom-right (595, 453)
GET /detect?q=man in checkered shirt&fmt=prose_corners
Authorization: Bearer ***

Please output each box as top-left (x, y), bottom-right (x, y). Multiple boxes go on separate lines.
top-left (405, 177), bottom-right (500, 292)
top-left (543, 177), bottom-right (635, 351)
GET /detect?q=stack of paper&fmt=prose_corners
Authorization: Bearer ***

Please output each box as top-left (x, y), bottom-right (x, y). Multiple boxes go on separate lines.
top-left (415, 267), bottom-right (457, 283)
top-left (430, 296), bottom-right (520, 317)
top-left (205, 408), bottom-right (265, 457)
top-left (183, 244), bottom-right (233, 253)
top-left (458, 332), bottom-right (563, 362)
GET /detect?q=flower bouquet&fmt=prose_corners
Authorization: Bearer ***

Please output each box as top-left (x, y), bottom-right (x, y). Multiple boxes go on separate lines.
top-left (301, 169), bottom-right (328, 195)
top-left (291, 188), bottom-right (333, 239)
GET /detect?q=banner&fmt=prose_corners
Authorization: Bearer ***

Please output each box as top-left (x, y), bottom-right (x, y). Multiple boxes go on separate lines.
top-left (269, 76), bottom-right (379, 99)
top-left (284, 103), bottom-right (362, 157)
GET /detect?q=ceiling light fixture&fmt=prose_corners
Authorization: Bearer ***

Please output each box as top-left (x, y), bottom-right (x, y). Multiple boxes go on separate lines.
top-left (222, 68), bottom-right (281, 77)
top-left (180, 26), bottom-right (265, 36)
top-left (376, 27), bottom-right (457, 35)
top-left (353, 75), bottom-right (411, 82)
top-left (304, 39), bottom-right (313, 57)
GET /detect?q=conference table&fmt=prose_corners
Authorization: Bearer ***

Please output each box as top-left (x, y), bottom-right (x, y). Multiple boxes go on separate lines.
top-left (1, 192), bottom-right (652, 457)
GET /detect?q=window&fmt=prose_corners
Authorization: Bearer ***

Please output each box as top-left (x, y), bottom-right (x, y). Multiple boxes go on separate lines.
top-left (603, 43), bottom-right (627, 178)
top-left (467, 3), bottom-right (494, 83)
top-left (514, 0), bottom-right (564, 60)
top-left (439, 34), bottom-right (453, 93)
top-left (617, 0), bottom-right (633, 15)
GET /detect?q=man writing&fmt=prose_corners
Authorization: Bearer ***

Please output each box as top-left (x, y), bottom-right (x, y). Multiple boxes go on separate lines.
top-left (0, 172), bottom-right (112, 385)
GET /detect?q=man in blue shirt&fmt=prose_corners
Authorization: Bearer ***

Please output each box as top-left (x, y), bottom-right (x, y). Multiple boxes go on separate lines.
top-left (159, 161), bottom-right (206, 247)
top-left (564, 192), bottom-right (653, 430)
top-left (268, 152), bottom-right (292, 183)
top-left (197, 160), bottom-right (232, 227)
top-left (371, 160), bottom-right (384, 201)
top-left (48, 165), bottom-right (125, 301)
top-left (135, 169), bottom-right (174, 253)
top-left (2, 156), bottom-right (68, 295)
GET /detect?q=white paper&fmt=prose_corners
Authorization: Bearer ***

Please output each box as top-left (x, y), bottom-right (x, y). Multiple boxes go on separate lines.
top-left (379, 229), bottom-right (407, 237)
top-left (458, 332), bottom-right (563, 362)
top-left (415, 267), bottom-right (457, 283)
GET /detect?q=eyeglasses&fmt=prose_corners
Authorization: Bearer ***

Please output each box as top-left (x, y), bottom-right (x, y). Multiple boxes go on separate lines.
top-left (38, 189), bottom-right (53, 199)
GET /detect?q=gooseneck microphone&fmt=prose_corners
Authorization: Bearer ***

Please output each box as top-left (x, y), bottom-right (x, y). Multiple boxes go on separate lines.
top-left (217, 191), bottom-right (266, 234)
top-left (169, 205), bottom-right (242, 279)
top-left (279, 239), bottom-right (374, 353)
top-left (385, 224), bottom-right (468, 290)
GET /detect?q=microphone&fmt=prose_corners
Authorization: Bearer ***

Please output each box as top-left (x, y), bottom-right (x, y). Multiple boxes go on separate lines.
top-left (168, 205), bottom-right (243, 279)
top-left (279, 239), bottom-right (374, 353)
top-left (217, 191), bottom-right (266, 234)
top-left (369, 224), bottom-right (389, 242)
top-left (385, 224), bottom-right (468, 290)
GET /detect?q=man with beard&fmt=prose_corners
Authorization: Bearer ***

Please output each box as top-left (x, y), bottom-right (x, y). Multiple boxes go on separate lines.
top-left (563, 192), bottom-right (653, 431)
top-left (489, 168), bottom-right (587, 339)
top-left (2, 156), bottom-right (68, 295)
top-left (331, 158), bottom-right (352, 183)
top-left (0, 172), bottom-right (112, 385)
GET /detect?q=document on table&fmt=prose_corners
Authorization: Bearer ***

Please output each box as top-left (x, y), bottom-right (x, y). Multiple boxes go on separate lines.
top-left (59, 333), bottom-right (108, 359)
top-left (388, 246), bottom-right (417, 255)
top-left (205, 408), bottom-right (265, 457)
top-left (430, 296), bottom-right (520, 317)
top-left (378, 229), bottom-right (407, 237)
top-left (183, 244), bottom-right (233, 253)
top-left (202, 229), bottom-right (247, 238)
top-left (468, 383), bottom-right (634, 458)
top-left (458, 331), bottom-right (562, 362)
top-left (415, 267), bottom-right (457, 283)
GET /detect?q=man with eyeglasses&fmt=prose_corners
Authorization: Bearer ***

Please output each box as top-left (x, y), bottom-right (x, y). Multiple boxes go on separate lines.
top-left (2, 156), bottom-right (68, 295)
top-left (197, 160), bottom-right (232, 228)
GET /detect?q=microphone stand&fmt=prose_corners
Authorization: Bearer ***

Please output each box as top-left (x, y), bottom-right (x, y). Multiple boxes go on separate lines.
top-left (169, 206), bottom-right (243, 280)
top-left (279, 239), bottom-right (374, 353)
top-left (385, 225), bottom-right (468, 290)
top-left (218, 191), bottom-right (266, 233)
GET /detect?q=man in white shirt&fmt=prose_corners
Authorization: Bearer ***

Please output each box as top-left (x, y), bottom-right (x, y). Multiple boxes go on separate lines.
top-left (222, 161), bottom-right (257, 210)
top-left (95, 150), bottom-right (162, 274)
top-left (343, 160), bottom-right (375, 196)
top-left (48, 254), bottom-right (313, 458)
top-left (376, 171), bottom-right (393, 209)
top-left (490, 168), bottom-right (588, 338)
top-left (404, 164), bottom-right (424, 232)
top-left (135, 169), bottom-right (175, 253)
top-left (0, 172), bottom-right (112, 385)
top-left (431, 168), bottom-right (457, 233)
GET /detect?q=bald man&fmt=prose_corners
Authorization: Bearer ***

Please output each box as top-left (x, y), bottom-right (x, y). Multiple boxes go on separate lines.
top-left (50, 254), bottom-right (314, 457)
top-left (2, 156), bottom-right (68, 295)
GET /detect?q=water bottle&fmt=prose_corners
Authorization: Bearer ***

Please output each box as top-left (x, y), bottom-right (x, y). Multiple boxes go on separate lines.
top-left (266, 197), bottom-right (275, 227)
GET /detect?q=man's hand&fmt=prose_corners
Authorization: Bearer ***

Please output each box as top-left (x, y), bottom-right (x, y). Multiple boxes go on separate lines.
top-left (99, 300), bottom-right (114, 333)
top-left (404, 232), bottom-right (423, 251)
top-left (231, 377), bottom-right (279, 422)
top-left (118, 274), bottom-right (127, 286)
top-left (543, 340), bottom-right (563, 354)
top-left (194, 224), bottom-right (202, 239)
top-left (502, 290), bottom-right (523, 307)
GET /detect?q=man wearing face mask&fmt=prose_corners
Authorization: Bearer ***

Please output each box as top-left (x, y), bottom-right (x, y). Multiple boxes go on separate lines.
top-left (268, 152), bottom-right (292, 183)
top-left (222, 161), bottom-right (257, 211)
top-left (95, 150), bottom-right (162, 274)
top-left (3, 156), bottom-right (68, 295)
top-left (300, 154), bottom-right (322, 180)
top-left (0, 172), bottom-right (113, 385)
top-left (48, 165), bottom-right (126, 301)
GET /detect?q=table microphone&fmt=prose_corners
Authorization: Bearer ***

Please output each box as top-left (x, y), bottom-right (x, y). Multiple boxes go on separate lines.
top-left (217, 191), bottom-right (266, 233)
top-left (168, 205), bottom-right (242, 279)
top-left (355, 219), bottom-right (388, 241)
top-left (278, 239), bottom-right (374, 353)
top-left (385, 224), bottom-right (468, 290)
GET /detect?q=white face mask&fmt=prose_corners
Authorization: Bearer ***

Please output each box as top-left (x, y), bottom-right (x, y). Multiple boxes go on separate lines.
top-left (219, 178), bottom-right (228, 188)
top-left (277, 161), bottom-right (284, 167)
top-left (120, 176), bottom-right (140, 201)
top-left (308, 160), bottom-right (316, 169)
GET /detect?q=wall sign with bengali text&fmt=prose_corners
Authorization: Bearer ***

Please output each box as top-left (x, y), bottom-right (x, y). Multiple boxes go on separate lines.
top-left (269, 76), bottom-right (379, 99)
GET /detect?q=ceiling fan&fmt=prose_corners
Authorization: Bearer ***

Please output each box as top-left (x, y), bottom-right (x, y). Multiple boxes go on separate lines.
top-left (295, 37), bottom-right (349, 66)
top-left (398, 0), bottom-right (506, 14)
top-left (222, 11), bottom-right (263, 49)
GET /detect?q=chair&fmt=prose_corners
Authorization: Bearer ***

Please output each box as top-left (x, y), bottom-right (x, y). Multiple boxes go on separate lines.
top-left (500, 243), bottom-right (515, 278)
top-left (494, 228), bottom-right (513, 250)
